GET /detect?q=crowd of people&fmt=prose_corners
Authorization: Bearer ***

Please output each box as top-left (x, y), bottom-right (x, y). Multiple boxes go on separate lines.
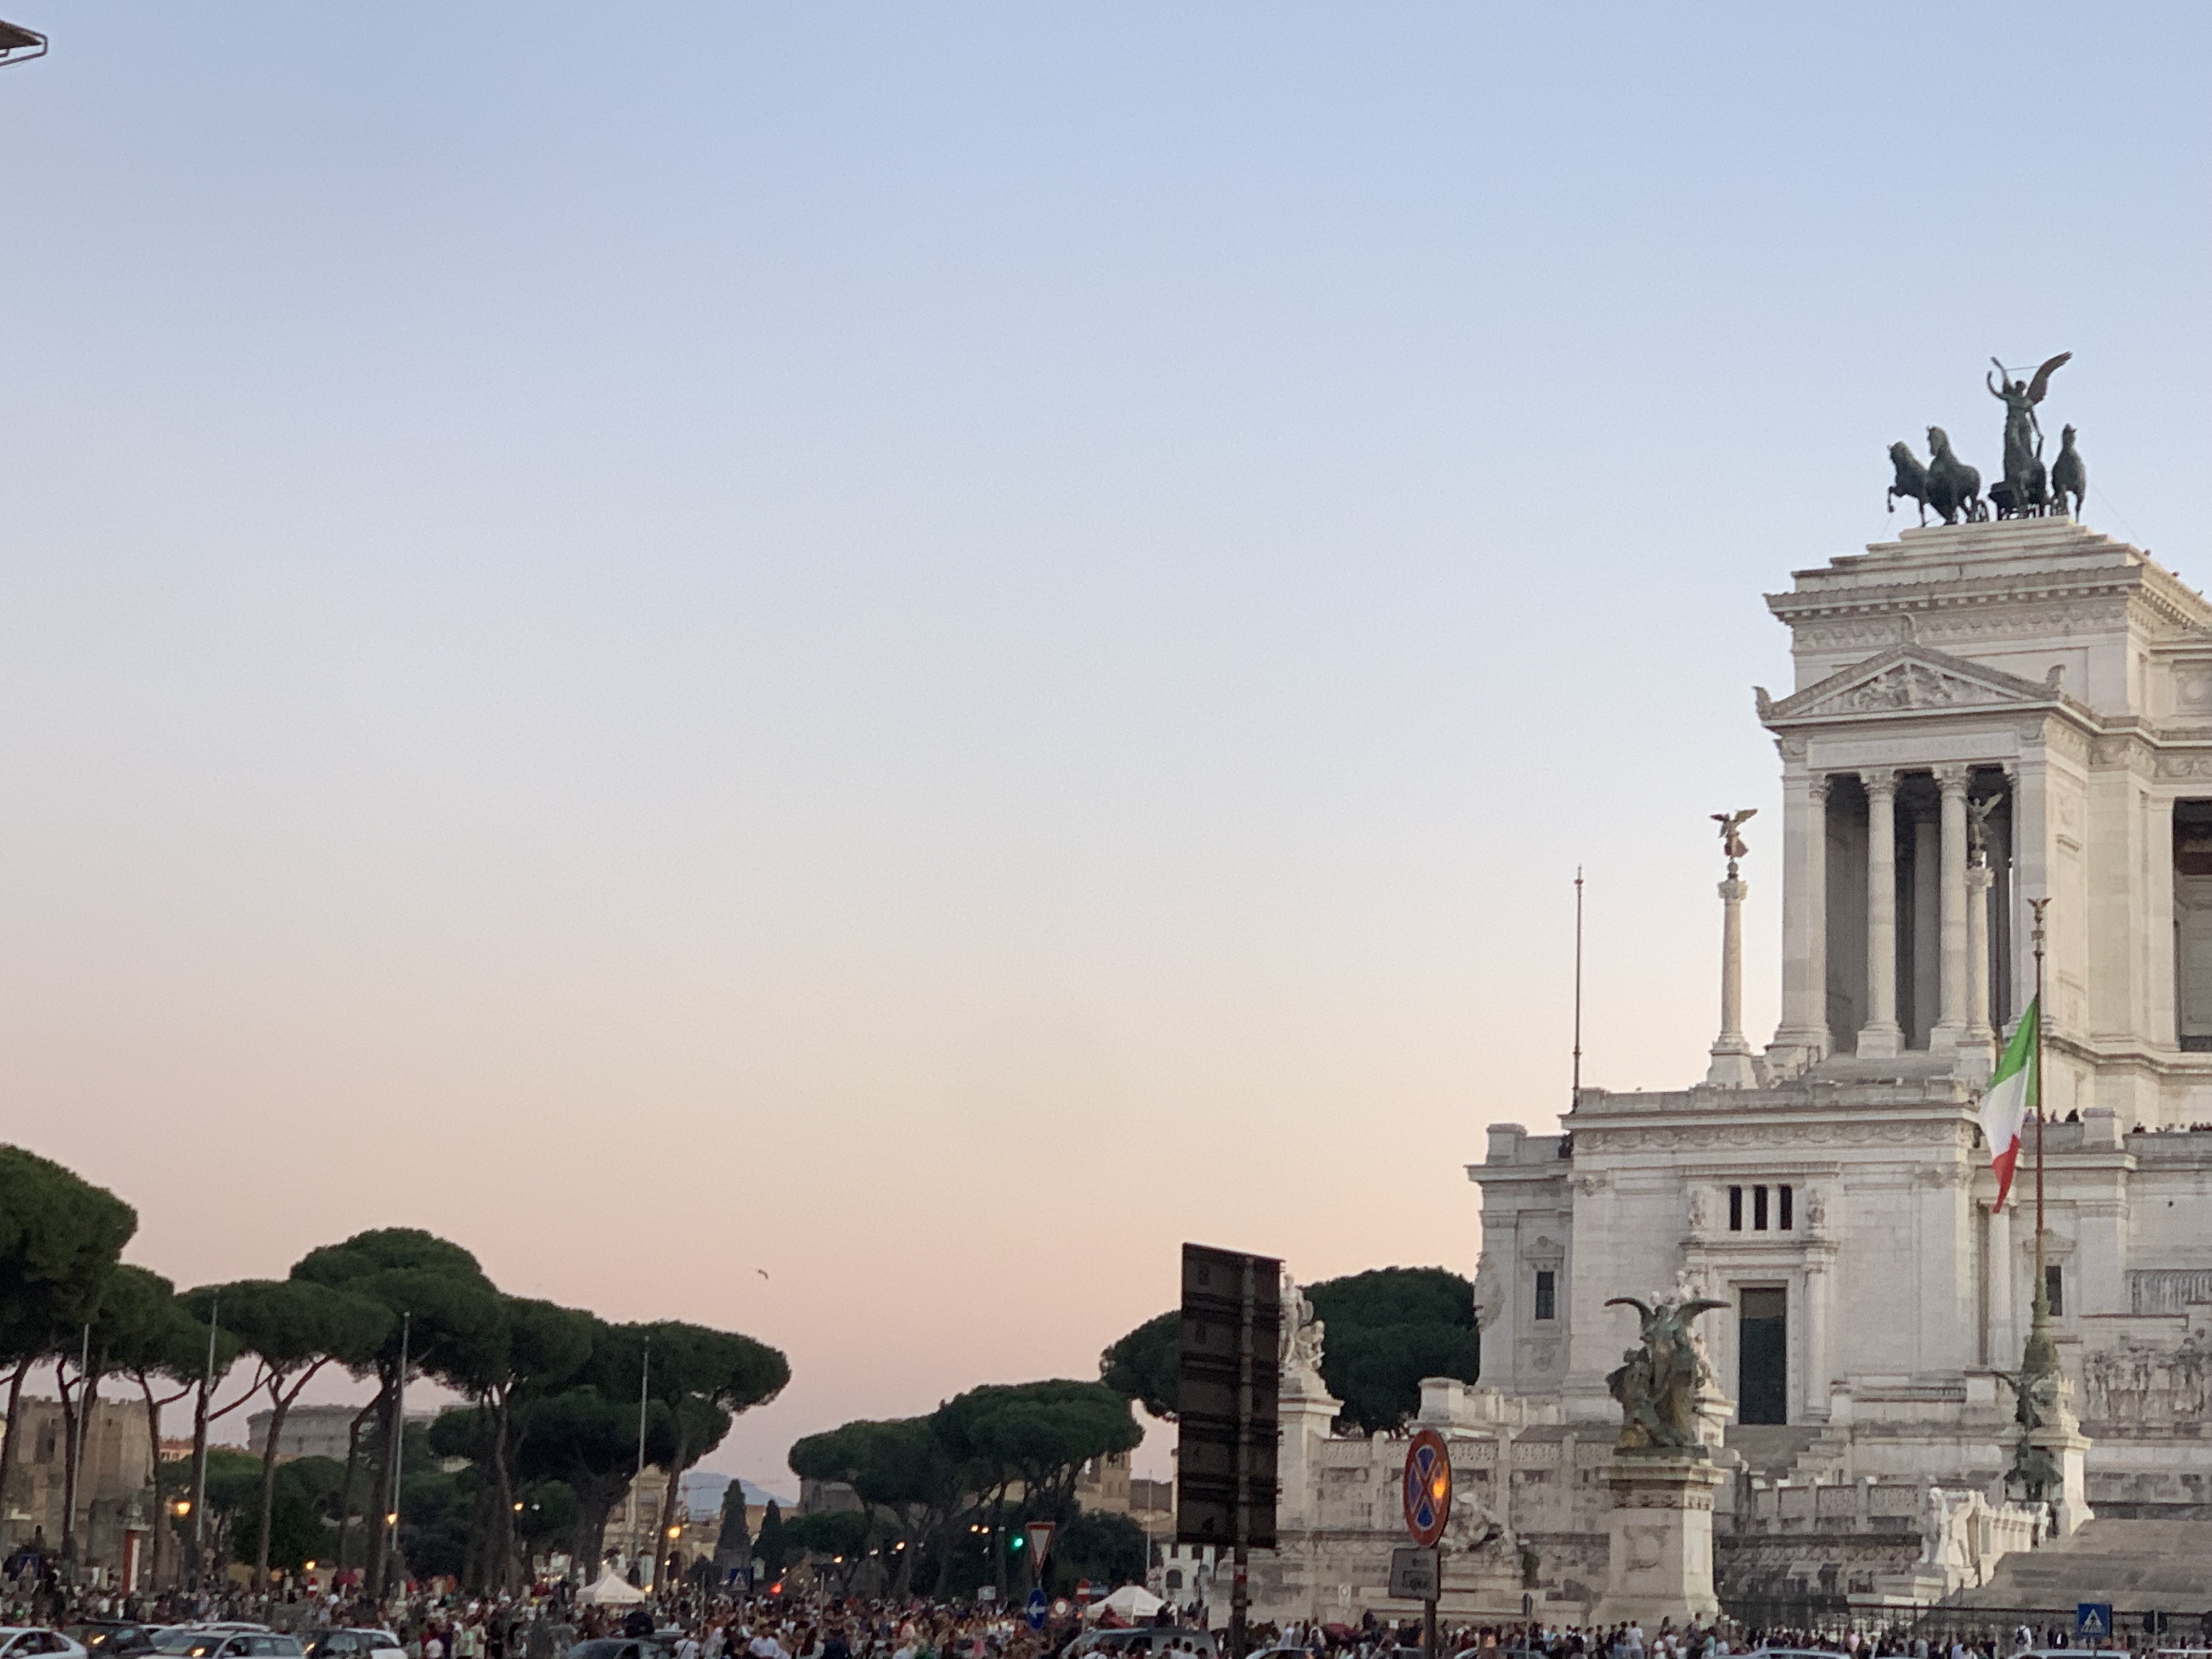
top-left (0, 1573), bottom-right (2188, 1659)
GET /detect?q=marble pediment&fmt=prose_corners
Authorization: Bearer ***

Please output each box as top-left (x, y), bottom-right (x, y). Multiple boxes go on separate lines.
top-left (1756, 645), bottom-right (2058, 725)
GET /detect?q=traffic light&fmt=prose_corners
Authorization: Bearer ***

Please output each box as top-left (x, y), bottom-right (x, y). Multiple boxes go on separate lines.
top-left (1010, 1535), bottom-right (1025, 1551)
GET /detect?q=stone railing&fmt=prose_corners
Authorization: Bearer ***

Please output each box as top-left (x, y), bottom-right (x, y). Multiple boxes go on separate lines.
top-left (2129, 1267), bottom-right (2212, 1314)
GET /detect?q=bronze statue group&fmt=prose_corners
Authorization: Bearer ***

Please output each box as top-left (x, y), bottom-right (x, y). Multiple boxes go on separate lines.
top-left (1886, 355), bottom-right (2087, 527)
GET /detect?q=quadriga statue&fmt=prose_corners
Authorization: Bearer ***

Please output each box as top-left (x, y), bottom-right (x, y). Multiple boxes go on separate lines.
top-left (1605, 1294), bottom-right (1728, 1455)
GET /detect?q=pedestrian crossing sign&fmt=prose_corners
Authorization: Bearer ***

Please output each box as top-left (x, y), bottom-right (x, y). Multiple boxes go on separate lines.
top-left (2076, 1603), bottom-right (2112, 1640)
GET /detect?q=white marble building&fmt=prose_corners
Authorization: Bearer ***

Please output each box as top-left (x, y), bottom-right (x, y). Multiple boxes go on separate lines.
top-left (1473, 517), bottom-right (2212, 1529)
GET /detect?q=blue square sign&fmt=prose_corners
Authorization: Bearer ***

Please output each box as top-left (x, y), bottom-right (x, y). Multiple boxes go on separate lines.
top-left (2076, 1603), bottom-right (2112, 1641)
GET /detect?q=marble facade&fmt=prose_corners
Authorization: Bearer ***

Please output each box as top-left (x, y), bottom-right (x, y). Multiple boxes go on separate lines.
top-left (1222, 520), bottom-right (2212, 1627)
top-left (1467, 519), bottom-right (2212, 1588)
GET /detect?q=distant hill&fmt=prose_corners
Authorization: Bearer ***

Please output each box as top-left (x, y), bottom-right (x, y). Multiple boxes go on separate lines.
top-left (681, 1471), bottom-right (792, 1510)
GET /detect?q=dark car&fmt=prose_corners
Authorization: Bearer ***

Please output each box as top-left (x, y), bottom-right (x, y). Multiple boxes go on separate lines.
top-left (567, 1642), bottom-right (653, 1659)
top-left (71, 1632), bottom-right (161, 1659)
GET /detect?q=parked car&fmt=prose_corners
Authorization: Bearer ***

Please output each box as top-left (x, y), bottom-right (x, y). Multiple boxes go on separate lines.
top-left (0, 1632), bottom-right (90, 1659)
top-left (303, 1634), bottom-right (403, 1659)
top-left (70, 1629), bottom-right (161, 1658)
top-left (566, 1641), bottom-right (657, 1659)
top-left (148, 1636), bottom-right (301, 1659)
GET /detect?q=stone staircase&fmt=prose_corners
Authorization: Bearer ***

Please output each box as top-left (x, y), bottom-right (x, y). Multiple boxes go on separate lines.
top-left (1723, 1425), bottom-right (1825, 1477)
top-left (1947, 1518), bottom-right (2212, 1609)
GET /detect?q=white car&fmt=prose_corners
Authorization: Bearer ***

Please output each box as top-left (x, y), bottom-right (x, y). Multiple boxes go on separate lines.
top-left (0, 1632), bottom-right (90, 1659)
top-left (148, 1638), bottom-right (301, 1659)
top-left (306, 1634), bottom-right (404, 1659)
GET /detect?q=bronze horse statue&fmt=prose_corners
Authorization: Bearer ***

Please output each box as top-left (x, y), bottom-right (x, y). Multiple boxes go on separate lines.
top-left (1925, 426), bottom-right (1987, 524)
top-left (1887, 442), bottom-right (1932, 525)
top-left (2050, 424), bottom-right (2087, 518)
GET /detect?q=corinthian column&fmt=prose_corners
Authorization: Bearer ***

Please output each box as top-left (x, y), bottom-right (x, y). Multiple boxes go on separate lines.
top-left (1963, 858), bottom-right (1996, 1084)
top-left (1769, 771), bottom-right (1831, 1075)
top-left (1932, 766), bottom-right (1971, 1054)
top-left (1859, 771), bottom-right (1904, 1058)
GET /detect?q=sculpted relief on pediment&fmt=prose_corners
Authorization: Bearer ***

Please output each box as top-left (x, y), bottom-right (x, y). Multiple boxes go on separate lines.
top-left (1821, 661), bottom-right (2006, 714)
top-left (1758, 646), bottom-right (2056, 725)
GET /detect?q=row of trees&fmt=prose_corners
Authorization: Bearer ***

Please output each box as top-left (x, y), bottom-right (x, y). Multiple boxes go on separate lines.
top-left (0, 1145), bottom-right (789, 1595)
top-left (778, 1268), bottom-right (1477, 1604)
top-left (785, 1379), bottom-right (1149, 1600)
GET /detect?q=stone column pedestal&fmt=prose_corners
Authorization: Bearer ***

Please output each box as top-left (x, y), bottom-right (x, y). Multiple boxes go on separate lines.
top-left (2031, 1422), bottom-right (2095, 1538)
top-left (2025, 1373), bottom-right (2095, 1538)
top-left (1590, 1454), bottom-right (1726, 1627)
top-left (1707, 874), bottom-right (1759, 1088)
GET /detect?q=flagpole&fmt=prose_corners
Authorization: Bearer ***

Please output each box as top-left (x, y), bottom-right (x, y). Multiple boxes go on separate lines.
top-left (2027, 896), bottom-right (2052, 1369)
top-left (1571, 867), bottom-right (1584, 1113)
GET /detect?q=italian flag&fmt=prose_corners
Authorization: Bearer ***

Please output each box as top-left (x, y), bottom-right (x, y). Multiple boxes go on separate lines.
top-left (1977, 996), bottom-right (2039, 1212)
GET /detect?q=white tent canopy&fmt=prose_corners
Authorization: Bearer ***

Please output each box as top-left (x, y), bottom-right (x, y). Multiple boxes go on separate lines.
top-left (1092, 1585), bottom-right (1164, 1620)
top-left (577, 1567), bottom-right (648, 1606)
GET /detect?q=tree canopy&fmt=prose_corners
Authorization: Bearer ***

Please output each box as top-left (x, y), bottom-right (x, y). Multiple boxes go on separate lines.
top-left (0, 1145), bottom-right (136, 1359)
top-left (1098, 1265), bottom-right (1481, 1436)
top-left (1306, 1266), bottom-right (1481, 1433)
top-left (1097, 1310), bottom-right (1180, 1421)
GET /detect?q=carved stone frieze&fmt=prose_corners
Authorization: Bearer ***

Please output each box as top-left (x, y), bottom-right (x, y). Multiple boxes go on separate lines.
top-left (2089, 735), bottom-right (2158, 777)
top-left (1914, 1161), bottom-right (1973, 1187)
top-left (2175, 669), bottom-right (2212, 716)
top-left (2042, 721), bottom-right (2092, 763)
top-left (2157, 754), bottom-right (2212, 781)
top-left (1576, 1119), bottom-right (1965, 1152)
top-left (1782, 599), bottom-right (2136, 654)
top-left (2082, 1331), bottom-right (2212, 1428)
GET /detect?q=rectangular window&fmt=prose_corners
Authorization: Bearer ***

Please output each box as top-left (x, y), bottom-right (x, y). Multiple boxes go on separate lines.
top-left (1753, 1184), bottom-right (1770, 1231)
top-left (1728, 1186), bottom-right (1743, 1231)
top-left (2046, 1265), bottom-right (2065, 1316)
top-left (1779, 1184), bottom-right (1795, 1231)
top-left (1534, 1269), bottom-right (1556, 1322)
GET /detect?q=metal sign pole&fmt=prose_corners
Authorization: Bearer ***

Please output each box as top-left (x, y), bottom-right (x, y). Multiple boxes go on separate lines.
top-left (1232, 1254), bottom-right (1253, 1659)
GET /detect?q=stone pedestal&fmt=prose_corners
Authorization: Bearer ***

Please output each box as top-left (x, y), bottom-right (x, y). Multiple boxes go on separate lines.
top-left (1589, 1454), bottom-right (1725, 1627)
top-left (2028, 1374), bottom-right (2095, 1538)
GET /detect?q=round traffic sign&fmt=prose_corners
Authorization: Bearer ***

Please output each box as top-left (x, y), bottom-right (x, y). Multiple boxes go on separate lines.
top-left (1402, 1426), bottom-right (1452, 1547)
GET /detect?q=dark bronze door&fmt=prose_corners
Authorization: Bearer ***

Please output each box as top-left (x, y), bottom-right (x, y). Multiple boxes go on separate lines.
top-left (1739, 1287), bottom-right (1787, 1424)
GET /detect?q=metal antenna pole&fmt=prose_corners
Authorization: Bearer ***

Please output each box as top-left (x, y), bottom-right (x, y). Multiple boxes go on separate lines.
top-left (66, 1322), bottom-right (89, 1571)
top-left (630, 1333), bottom-right (651, 1576)
top-left (388, 1310), bottom-right (410, 1587)
top-left (193, 1289), bottom-right (219, 1570)
top-left (1572, 868), bottom-right (1585, 1111)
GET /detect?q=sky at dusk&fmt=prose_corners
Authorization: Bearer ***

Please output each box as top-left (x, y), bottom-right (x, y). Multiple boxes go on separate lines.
top-left (2, 4), bottom-right (2209, 1488)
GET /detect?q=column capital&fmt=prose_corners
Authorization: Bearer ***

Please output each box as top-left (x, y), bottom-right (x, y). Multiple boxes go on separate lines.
top-left (1935, 764), bottom-right (1971, 794)
top-left (1862, 769), bottom-right (1900, 802)
top-left (1808, 772), bottom-right (1833, 804)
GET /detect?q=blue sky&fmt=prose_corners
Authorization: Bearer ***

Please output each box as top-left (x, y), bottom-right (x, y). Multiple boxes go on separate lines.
top-left (2, 3), bottom-right (2205, 1483)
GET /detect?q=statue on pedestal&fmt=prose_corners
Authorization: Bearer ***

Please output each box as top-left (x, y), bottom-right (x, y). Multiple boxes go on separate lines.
top-left (1279, 1267), bottom-right (1327, 1395)
top-left (1711, 808), bottom-right (1754, 877)
top-left (1604, 1294), bottom-right (1728, 1454)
